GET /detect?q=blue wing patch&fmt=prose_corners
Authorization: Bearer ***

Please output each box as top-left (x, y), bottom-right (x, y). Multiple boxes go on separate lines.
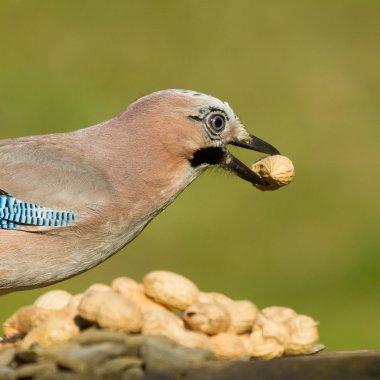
top-left (0, 190), bottom-right (77, 230)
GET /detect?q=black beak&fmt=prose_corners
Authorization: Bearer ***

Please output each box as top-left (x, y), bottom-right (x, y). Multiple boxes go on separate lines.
top-left (222, 134), bottom-right (280, 186)
top-left (230, 134), bottom-right (280, 155)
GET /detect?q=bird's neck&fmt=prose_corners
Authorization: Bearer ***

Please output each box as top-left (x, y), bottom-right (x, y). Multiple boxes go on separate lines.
top-left (75, 116), bottom-right (204, 222)
top-left (68, 117), bottom-right (205, 260)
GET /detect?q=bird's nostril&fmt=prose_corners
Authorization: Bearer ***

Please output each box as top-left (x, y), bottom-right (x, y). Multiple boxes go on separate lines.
top-left (190, 147), bottom-right (225, 167)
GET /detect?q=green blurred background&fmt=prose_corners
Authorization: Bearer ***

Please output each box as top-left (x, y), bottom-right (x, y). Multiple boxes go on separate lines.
top-left (0, 0), bottom-right (379, 351)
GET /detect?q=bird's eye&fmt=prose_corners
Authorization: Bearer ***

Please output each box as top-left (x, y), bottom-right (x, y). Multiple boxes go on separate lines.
top-left (207, 113), bottom-right (226, 132)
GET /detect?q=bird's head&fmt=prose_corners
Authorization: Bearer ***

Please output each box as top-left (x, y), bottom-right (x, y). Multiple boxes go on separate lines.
top-left (120, 90), bottom-right (279, 189)
top-left (126, 89), bottom-right (279, 187)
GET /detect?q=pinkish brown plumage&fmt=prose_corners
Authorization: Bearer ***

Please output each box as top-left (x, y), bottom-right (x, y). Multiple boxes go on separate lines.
top-left (0, 90), bottom-right (279, 293)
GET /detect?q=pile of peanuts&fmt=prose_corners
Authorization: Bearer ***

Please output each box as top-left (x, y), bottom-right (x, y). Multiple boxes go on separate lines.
top-left (1, 271), bottom-right (318, 360)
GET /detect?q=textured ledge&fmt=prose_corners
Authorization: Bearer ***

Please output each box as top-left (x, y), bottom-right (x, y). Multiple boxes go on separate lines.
top-left (189, 350), bottom-right (380, 380)
top-left (1, 329), bottom-right (379, 380)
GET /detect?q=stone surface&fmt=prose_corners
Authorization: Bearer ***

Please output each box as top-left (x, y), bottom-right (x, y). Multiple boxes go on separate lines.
top-left (94, 356), bottom-right (143, 377)
top-left (36, 342), bottom-right (81, 361)
top-left (1, 327), bottom-right (380, 380)
top-left (55, 341), bottom-right (130, 372)
top-left (142, 335), bottom-right (212, 379)
top-left (12, 361), bottom-right (57, 377)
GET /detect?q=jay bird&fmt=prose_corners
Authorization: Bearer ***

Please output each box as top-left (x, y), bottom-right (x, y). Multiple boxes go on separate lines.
top-left (0, 90), bottom-right (279, 294)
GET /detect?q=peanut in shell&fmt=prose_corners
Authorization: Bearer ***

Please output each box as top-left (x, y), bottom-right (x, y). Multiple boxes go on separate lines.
top-left (143, 270), bottom-right (199, 310)
top-left (251, 155), bottom-right (295, 191)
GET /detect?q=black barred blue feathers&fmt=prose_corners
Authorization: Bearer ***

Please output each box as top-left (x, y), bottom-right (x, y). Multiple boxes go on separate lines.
top-left (0, 190), bottom-right (77, 230)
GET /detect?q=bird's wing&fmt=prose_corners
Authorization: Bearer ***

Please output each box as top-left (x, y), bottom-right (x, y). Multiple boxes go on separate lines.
top-left (0, 189), bottom-right (77, 230)
top-left (0, 135), bottom-right (113, 231)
